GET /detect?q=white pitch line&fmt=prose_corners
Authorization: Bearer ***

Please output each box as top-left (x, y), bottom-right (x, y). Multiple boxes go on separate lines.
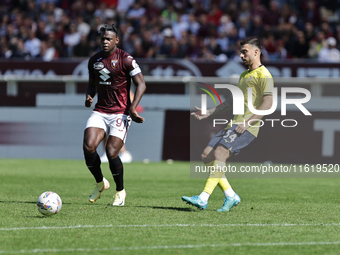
top-left (0, 241), bottom-right (339, 254)
top-left (1, 223), bottom-right (340, 231)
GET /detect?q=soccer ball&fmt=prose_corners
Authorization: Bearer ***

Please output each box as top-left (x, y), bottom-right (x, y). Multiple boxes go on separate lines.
top-left (36, 191), bottom-right (62, 216)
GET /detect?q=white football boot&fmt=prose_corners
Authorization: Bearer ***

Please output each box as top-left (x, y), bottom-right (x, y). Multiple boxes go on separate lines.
top-left (89, 177), bottom-right (110, 203)
top-left (112, 189), bottom-right (126, 206)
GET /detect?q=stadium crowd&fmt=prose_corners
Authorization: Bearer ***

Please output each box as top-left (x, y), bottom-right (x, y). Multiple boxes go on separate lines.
top-left (1, 0), bottom-right (340, 62)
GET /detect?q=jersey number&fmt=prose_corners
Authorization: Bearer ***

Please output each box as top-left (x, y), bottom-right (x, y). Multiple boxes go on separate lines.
top-left (116, 118), bottom-right (129, 128)
top-left (223, 130), bottom-right (237, 143)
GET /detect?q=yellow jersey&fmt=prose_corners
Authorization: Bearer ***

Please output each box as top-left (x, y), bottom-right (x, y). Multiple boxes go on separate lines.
top-left (226, 65), bottom-right (274, 137)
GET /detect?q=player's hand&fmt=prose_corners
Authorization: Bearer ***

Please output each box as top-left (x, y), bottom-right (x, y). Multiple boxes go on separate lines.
top-left (85, 95), bottom-right (93, 107)
top-left (235, 123), bottom-right (249, 134)
top-left (191, 106), bottom-right (210, 120)
top-left (129, 108), bottom-right (145, 123)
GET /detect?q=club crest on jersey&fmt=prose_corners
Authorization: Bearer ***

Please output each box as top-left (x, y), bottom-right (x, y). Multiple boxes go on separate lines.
top-left (111, 59), bottom-right (118, 68)
top-left (93, 62), bottom-right (104, 70)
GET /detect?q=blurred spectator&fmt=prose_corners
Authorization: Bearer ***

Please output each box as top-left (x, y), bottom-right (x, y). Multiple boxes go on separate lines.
top-left (94, 2), bottom-right (116, 22)
top-left (237, 16), bottom-right (250, 39)
top-left (172, 13), bottom-right (189, 40)
top-left (275, 39), bottom-right (287, 59)
top-left (304, 22), bottom-right (315, 44)
top-left (218, 15), bottom-right (234, 37)
top-left (126, 1), bottom-right (145, 28)
top-left (117, 0), bottom-right (135, 20)
top-left (36, 20), bottom-right (49, 41)
top-left (249, 15), bottom-right (265, 37)
top-left (303, 0), bottom-right (321, 27)
top-left (187, 13), bottom-right (200, 36)
top-left (320, 22), bottom-right (334, 38)
top-left (12, 38), bottom-right (31, 59)
top-left (159, 28), bottom-right (173, 58)
top-left (0, 0), bottom-right (337, 62)
top-left (77, 16), bottom-right (91, 36)
top-left (207, 3), bottom-right (223, 26)
top-left (48, 2), bottom-right (63, 23)
top-left (73, 35), bottom-right (92, 57)
top-left (262, 33), bottom-right (277, 58)
top-left (318, 37), bottom-right (340, 62)
top-left (83, 1), bottom-right (96, 24)
top-left (0, 36), bottom-right (12, 58)
top-left (308, 31), bottom-right (327, 58)
top-left (264, 0), bottom-right (281, 27)
top-left (24, 30), bottom-right (41, 57)
top-left (145, 0), bottom-right (161, 22)
top-left (292, 31), bottom-right (309, 58)
top-left (197, 14), bottom-right (211, 38)
top-left (37, 40), bottom-right (57, 61)
top-left (63, 23), bottom-right (81, 57)
top-left (26, 0), bottom-right (38, 21)
top-left (141, 30), bottom-right (155, 58)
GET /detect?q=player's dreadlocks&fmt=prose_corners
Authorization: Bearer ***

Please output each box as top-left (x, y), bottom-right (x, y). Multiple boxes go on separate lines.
top-left (99, 24), bottom-right (120, 38)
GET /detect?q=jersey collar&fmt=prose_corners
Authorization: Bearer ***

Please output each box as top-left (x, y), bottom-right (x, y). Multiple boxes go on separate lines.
top-left (248, 64), bottom-right (263, 73)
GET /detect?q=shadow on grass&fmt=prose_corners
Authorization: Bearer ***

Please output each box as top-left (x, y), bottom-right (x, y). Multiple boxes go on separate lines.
top-left (0, 200), bottom-right (72, 205)
top-left (135, 206), bottom-right (195, 212)
top-left (26, 215), bottom-right (48, 218)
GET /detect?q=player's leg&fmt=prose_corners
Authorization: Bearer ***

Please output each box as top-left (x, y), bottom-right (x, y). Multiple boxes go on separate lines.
top-left (100, 135), bottom-right (109, 163)
top-left (182, 145), bottom-right (216, 209)
top-left (83, 111), bottom-right (111, 203)
top-left (83, 126), bottom-right (110, 202)
top-left (106, 114), bottom-right (131, 206)
top-left (215, 126), bottom-right (256, 212)
top-left (199, 145), bottom-right (232, 202)
top-left (182, 136), bottom-right (232, 210)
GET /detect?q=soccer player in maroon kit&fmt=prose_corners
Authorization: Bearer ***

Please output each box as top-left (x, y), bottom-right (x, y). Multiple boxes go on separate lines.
top-left (83, 24), bottom-right (146, 206)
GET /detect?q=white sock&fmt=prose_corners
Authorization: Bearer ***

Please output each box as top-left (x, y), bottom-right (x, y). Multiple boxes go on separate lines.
top-left (224, 188), bottom-right (235, 198)
top-left (199, 191), bottom-right (210, 203)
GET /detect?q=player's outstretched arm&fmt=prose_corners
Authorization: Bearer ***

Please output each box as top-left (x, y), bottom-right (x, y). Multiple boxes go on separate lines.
top-left (191, 106), bottom-right (213, 120)
top-left (85, 78), bottom-right (96, 108)
top-left (191, 93), bottom-right (233, 120)
top-left (130, 73), bottom-right (146, 123)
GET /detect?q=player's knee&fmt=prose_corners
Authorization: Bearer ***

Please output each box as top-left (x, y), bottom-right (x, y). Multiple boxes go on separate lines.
top-left (83, 142), bottom-right (96, 154)
top-left (214, 147), bottom-right (230, 162)
top-left (106, 146), bottom-right (119, 160)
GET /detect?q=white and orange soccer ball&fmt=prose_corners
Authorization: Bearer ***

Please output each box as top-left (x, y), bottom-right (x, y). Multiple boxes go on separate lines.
top-left (36, 191), bottom-right (62, 216)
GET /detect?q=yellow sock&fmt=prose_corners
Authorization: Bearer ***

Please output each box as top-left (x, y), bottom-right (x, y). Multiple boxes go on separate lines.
top-left (203, 161), bottom-right (225, 194)
top-left (218, 176), bottom-right (231, 192)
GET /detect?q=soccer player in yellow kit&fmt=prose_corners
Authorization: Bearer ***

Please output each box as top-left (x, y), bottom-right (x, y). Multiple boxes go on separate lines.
top-left (182, 38), bottom-right (274, 211)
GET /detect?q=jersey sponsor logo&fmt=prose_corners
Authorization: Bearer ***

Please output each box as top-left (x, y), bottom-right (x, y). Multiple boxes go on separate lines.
top-left (99, 81), bottom-right (111, 85)
top-left (94, 62), bottom-right (104, 70)
top-left (99, 68), bottom-right (110, 81)
top-left (111, 59), bottom-right (118, 68)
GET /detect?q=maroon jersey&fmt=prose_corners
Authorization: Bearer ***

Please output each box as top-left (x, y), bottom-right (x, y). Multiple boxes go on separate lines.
top-left (88, 48), bottom-right (141, 114)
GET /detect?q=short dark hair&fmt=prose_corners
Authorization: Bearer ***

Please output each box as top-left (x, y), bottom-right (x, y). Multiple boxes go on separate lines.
top-left (240, 38), bottom-right (262, 52)
top-left (99, 24), bottom-right (120, 38)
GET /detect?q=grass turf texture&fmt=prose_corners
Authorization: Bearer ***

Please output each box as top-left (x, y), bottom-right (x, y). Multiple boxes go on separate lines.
top-left (0, 159), bottom-right (339, 255)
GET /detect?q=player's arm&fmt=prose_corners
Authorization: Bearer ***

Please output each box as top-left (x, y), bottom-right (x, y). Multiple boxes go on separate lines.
top-left (235, 94), bottom-right (273, 134)
top-left (191, 93), bottom-right (233, 120)
top-left (130, 73), bottom-right (146, 123)
top-left (85, 77), bottom-right (96, 107)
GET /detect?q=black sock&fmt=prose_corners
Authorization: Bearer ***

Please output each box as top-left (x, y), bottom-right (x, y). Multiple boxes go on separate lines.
top-left (84, 151), bottom-right (103, 183)
top-left (109, 156), bottom-right (124, 191)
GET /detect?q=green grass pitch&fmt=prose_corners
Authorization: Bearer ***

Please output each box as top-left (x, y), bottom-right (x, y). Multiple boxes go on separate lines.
top-left (0, 159), bottom-right (339, 255)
